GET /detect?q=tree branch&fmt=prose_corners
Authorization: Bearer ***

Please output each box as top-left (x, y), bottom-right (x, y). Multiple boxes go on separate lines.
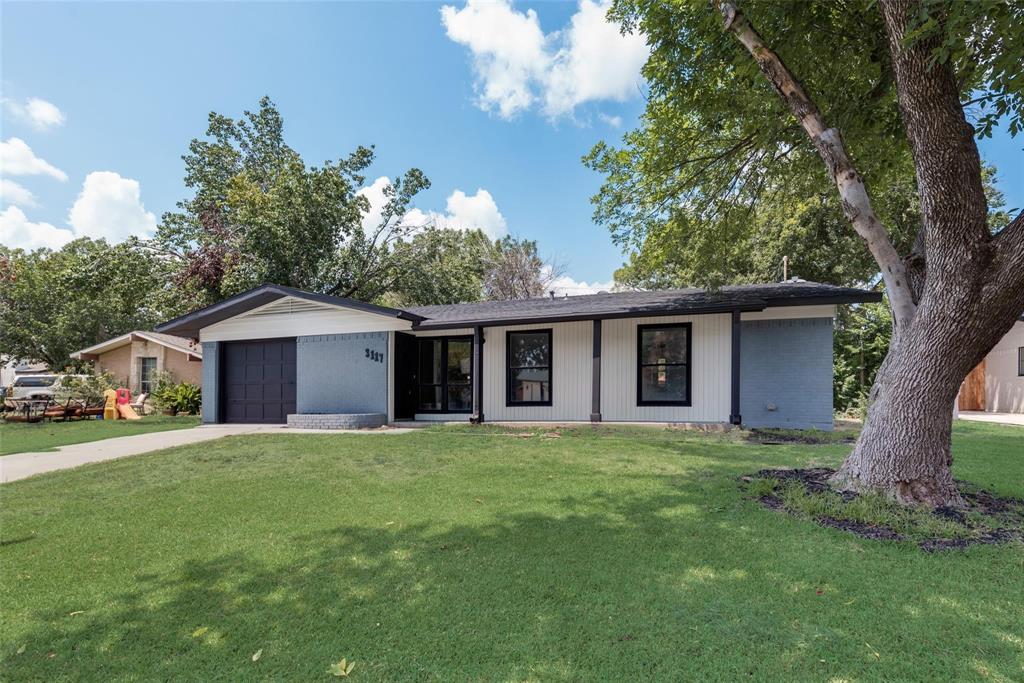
top-left (714, 0), bottom-right (917, 335)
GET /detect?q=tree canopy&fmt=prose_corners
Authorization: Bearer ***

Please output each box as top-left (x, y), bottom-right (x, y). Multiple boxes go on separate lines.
top-left (0, 239), bottom-right (178, 369)
top-left (586, 0), bottom-right (1021, 290)
top-left (153, 96), bottom-right (429, 304)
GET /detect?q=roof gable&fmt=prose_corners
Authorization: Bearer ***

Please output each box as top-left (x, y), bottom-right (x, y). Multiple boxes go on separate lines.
top-left (71, 331), bottom-right (202, 360)
top-left (154, 284), bottom-right (422, 338)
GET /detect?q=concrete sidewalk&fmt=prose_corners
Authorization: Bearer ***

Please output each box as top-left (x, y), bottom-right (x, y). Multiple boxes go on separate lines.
top-left (958, 411), bottom-right (1024, 427)
top-left (0, 424), bottom-right (417, 483)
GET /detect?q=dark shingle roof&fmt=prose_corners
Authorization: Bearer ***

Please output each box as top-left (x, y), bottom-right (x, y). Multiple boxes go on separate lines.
top-left (407, 281), bottom-right (881, 329)
top-left (156, 281), bottom-right (880, 337)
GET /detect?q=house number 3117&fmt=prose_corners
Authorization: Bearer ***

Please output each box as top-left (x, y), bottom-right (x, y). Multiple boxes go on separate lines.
top-left (365, 348), bottom-right (384, 363)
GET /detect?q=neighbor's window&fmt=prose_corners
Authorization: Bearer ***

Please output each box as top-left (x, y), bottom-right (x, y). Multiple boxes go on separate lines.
top-left (1019, 347), bottom-right (1023, 376)
top-left (637, 323), bottom-right (691, 406)
top-left (417, 337), bottom-right (472, 413)
top-left (507, 329), bottom-right (552, 406)
top-left (139, 357), bottom-right (158, 394)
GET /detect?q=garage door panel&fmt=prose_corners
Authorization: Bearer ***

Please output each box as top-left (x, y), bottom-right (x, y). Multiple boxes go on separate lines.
top-left (222, 339), bottom-right (297, 424)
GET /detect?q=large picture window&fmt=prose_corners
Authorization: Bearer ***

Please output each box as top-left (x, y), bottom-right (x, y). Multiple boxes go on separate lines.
top-left (637, 323), bottom-right (691, 406)
top-left (417, 337), bottom-right (472, 413)
top-left (507, 329), bottom-right (552, 406)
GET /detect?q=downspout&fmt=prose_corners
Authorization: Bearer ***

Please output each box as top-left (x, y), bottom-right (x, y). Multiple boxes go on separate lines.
top-left (471, 326), bottom-right (485, 424)
top-left (730, 308), bottom-right (742, 426)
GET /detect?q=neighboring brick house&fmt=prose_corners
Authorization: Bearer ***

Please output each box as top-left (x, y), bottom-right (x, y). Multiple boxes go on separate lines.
top-left (71, 331), bottom-right (202, 395)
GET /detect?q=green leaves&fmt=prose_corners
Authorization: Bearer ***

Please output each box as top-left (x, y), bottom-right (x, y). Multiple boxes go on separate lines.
top-left (0, 239), bottom-right (180, 369)
top-left (153, 97), bottom-right (431, 304)
top-left (588, 0), bottom-right (1020, 291)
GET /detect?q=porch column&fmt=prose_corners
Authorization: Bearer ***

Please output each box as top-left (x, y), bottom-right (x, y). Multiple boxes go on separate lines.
top-left (590, 319), bottom-right (602, 422)
top-left (730, 309), bottom-right (742, 425)
top-left (472, 325), bottom-right (485, 424)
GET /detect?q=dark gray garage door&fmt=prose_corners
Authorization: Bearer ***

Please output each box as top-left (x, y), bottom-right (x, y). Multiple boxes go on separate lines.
top-left (222, 339), bottom-right (297, 423)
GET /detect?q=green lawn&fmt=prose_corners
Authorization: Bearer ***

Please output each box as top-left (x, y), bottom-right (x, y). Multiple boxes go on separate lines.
top-left (0, 415), bottom-right (201, 455)
top-left (1, 421), bottom-right (1021, 681)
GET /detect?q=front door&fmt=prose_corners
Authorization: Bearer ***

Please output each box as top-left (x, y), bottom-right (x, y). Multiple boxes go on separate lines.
top-left (394, 332), bottom-right (418, 420)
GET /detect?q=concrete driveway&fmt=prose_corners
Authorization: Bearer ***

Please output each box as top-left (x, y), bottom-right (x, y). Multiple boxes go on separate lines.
top-left (1, 423), bottom-right (417, 484)
top-left (0, 425), bottom-right (265, 483)
top-left (958, 411), bottom-right (1024, 427)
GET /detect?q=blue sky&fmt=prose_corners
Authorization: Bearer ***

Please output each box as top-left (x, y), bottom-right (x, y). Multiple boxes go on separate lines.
top-left (1, 1), bottom-right (1020, 293)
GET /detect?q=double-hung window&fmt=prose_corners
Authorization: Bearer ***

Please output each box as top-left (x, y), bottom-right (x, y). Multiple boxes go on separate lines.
top-left (507, 329), bottom-right (552, 406)
top-left (636, 323), bottom-right (691, 406)
top-left (417, 337), bottom-right (472, 413)
top-left (139, 357), bottom-right (158, 394)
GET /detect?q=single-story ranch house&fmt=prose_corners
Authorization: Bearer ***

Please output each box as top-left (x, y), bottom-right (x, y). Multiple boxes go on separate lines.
top-left (154, 281), bottom-right (880, 430)
top-left (71, 331), bottom-right (202, 396)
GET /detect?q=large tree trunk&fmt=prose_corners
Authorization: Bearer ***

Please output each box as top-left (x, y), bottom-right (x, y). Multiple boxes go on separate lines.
top-left (833, 301), bottom-right (1019, 506)
top-left (716, 0), bottom-right (1024, 507)
top-left (833, 0), bottom-right (1024, 507)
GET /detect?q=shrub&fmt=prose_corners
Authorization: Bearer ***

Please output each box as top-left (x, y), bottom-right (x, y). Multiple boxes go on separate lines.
top-left (152, 375), bottom-right (201, 415)
top-left (55, 371), bottom-right (117, 406)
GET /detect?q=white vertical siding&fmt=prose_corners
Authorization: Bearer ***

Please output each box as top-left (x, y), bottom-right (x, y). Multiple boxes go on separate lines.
top-left (483, 322), bottom-right (593, 421)
top-left (601, 313), bottom-right (732, 423)
top-left (408, 316), bottom-right (731, 423)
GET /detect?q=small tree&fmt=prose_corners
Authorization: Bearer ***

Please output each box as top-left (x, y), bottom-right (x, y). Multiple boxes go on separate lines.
top-left (55, 371), bottom-right (117, 407)
top-left (483, 237), bottom-right (565, 301)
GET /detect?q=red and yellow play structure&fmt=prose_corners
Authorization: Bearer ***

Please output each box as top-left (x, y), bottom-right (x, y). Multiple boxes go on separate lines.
top-left (103, 388), bottom-right (141, 420)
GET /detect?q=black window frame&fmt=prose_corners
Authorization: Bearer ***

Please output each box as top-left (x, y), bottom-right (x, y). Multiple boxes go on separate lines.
top-left (636, 322), bottom-right (692, 407)
top-left (416, 335), bottom-right (473, 414)
top-left (1018, 347), bottom-right (1023, 377)
top-left (139, 357), bottom-right (158, 394)
top-left (506, 329), bottom-right (553, 407)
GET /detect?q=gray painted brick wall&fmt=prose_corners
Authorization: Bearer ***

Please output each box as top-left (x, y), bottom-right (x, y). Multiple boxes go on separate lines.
top-left (740, 317), bottom-right (834, 430)
top-left (201, 341), bottom-right (220, 424)
top-left (296, 333), bottom-right (388, 414)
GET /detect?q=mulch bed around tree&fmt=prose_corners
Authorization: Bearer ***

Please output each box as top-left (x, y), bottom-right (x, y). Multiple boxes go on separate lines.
top-left (746, 468), bottom-right (1024, 552)
top-left (747, 430), bottom-right (858, 445)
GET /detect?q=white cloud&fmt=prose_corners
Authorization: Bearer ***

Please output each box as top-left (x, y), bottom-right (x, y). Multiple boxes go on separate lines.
top-left (0, 179), bottom-right (36, 207)
top-left (402, 188), bottom-right (508, 239)
top-left (598, 113), bottom-right (623, 128)
top-left (543, 0), bottom-right (648, 117)
top-left (439, 188), bottom-right (507, 238)
top-left (441, 0), bottom-right (548, 119)
top-left (441, 0), bottom-right (648, 120)
top-left (4, 97), bottom-right (66, 131)
top-left (355, 176), bottom-right (394, 231)
top-left (0, 137), bottom-right (68, 181)
top-left (549, 273), bottom-right (617, 296)
top-left (0, 205), bottom-right (75, 250)
top-left (67, 171), bottom-right (157, 241)
top-left (358, 178), bottom-right (509, 240)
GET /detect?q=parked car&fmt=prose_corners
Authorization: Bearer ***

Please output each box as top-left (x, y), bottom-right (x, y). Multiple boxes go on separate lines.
top-left (7, 375), bottom-right (87, 401)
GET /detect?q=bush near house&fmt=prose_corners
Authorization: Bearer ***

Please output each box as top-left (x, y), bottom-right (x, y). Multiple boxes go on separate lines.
top-left (150, 371), bottom-right (202, 415)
